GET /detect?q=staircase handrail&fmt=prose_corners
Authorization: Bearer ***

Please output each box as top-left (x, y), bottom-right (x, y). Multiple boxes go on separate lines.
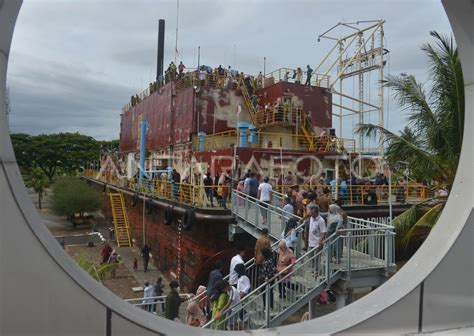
top-left (239, 77), bottom-right (258, 125)
top-left (202, 232), bottom-right (339, 329)
top-left (198, 189), bottom-right (306, 304)
top-left (202, 218), bottom-right (395, 329)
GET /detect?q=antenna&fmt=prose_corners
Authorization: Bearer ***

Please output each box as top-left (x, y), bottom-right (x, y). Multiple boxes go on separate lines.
top-left (174, 0), bottom-right (180, 63)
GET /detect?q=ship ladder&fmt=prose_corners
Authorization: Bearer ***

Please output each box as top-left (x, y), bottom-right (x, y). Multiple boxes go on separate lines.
top-left (300, 113), bottom-right (316, 151)
top-left (239, 78), bottom-right (258, 125)
top-left (109, 193), bottom-right (132, 247)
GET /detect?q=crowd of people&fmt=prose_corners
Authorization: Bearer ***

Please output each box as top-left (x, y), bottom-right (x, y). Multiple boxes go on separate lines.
top-left (125, 60), bottom-right (317, 112)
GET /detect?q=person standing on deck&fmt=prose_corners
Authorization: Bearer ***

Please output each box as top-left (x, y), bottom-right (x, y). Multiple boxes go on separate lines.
top-left (141, 244), bottom-right (151, 272)
top-left (203, 172), bottom-right (214, 207)
top-left (257, 71), bottom-right (263, 88)
top-left (305, 65), bottom-right (313, 86)
top-left (257, 176), bottom-right (273, 224)
top-left (178, 61), bottom-right (185, 76)
top-left (295, 67), bottom-right (303, 84)
top-left (229, 246), bottom-right (246, 287)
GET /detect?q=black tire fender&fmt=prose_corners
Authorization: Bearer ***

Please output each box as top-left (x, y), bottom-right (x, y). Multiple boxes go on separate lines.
top-left (182, 209), bottom-right (194, 231)
top-left (131, 193), bottom-right (139, 207)
top-left (164, 206), bottom-right (173, 225)
top-left (145, 198), bottom-right (153, 215)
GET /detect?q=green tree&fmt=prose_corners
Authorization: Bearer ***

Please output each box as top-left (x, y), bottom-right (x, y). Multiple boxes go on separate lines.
top-left (51, 177), bottom-right (102, 223)
top-left (10, 133), bottom-right (34, 173)
top-left (11, 132), bottom-right (119, 183)
top-left (24, 167), bottom-right (50, 210)
top-left (357, 31), bottom-right (464, 249)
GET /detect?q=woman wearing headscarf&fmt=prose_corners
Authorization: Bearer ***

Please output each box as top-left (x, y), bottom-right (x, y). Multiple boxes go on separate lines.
top-left (276, 240), bottom-right (297, 299)
top-left (211, 280), bottom-right (230, 330)
top-left (326, 204), bottom-right (344, 263)
top-left (186, 286), bottom-right (207, 327)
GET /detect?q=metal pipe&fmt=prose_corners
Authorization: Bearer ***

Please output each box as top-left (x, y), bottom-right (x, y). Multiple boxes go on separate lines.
top-left (156, 19), bottom-right (165, 81)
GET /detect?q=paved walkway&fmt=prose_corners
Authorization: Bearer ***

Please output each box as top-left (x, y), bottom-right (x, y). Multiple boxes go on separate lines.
top-left (29, 189), bottom-right (190, 323)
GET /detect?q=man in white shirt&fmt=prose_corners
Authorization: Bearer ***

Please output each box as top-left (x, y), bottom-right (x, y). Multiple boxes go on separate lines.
top-left (257, 176), bottom-right (272, 224)
top-left (307, 204), bottom-right (327, 275)
top-left (229, 246), bottom-right (246, 287)
top-left (308, 204), bottom-right (327, 250)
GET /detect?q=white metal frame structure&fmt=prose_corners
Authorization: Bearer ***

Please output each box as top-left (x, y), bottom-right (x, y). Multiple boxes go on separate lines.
top-left (315, 20), bottom-right (386, 173)
top-left (0, 1), bottom-right (472, 335)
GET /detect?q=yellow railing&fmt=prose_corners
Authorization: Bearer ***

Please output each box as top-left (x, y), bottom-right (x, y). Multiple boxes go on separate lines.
top-left (263, 67), bottom-right (331, 88)
top-left (109, 193), bottom-right (132, 247)
top-left (277, 183), bottom-right (432, 206)
top-left (239, 77), bottom-right (258, 125)
top-left (122, 67), bottom-right (331, 113)
top-left (193, 130), bottom-right (355, 154)
top-left (84, 170), bottom-right (210, 208)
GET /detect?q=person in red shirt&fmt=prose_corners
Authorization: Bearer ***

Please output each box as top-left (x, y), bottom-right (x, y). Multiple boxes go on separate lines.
top-left (178, 61), bottom-right (185, 76)
top-left (101, 242), bottom-right (113, 264)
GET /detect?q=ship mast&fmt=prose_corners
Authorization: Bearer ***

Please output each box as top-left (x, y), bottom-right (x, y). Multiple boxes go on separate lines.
top-left (316, 20), bottom-right (387, 176)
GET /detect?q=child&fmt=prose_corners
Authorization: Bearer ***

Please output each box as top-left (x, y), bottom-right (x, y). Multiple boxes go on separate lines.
top-left (133, 257), bottom-right (138, 271)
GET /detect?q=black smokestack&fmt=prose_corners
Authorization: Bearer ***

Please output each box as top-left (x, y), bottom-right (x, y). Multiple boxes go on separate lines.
top-left (157, 19), bottom-right (165, 81)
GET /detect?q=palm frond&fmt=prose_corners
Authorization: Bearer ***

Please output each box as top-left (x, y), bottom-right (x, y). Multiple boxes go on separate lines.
top-left (356, 123), bottom-right (446, 180)
top-left (422, 31), bottom-right (464, 160)
top-left (390, 200), bottom-right (432, 239)
top-left (75, 254), bottom-right (117, 282)
top-left (401, 202), bottom-right (444, 248)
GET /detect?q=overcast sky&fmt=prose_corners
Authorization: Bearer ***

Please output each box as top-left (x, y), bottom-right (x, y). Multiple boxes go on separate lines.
top-left (7, 0), bottom-right (453, 140)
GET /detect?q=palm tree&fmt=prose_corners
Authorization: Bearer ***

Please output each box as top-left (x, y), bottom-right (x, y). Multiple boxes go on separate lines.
top-left (24, 168), bottom-right (50, 210)
top-left (357, 31), bottom-right (464, 252)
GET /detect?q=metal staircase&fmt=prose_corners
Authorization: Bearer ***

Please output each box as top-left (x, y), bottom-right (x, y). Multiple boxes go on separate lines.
top-left (300, 113), bottom-right (316, 151)
top-left (202, 190), bottom-right (396, 330)
top-left (239, 78), bottom-right (258, 125)
top-left (109, 193), bottom-right (132, 247)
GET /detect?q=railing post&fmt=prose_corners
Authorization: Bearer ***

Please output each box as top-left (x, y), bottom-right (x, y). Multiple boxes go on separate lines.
top-left (384, 229), bottom-right (390, 270)
top-left (244, 195), bottom-right (249, 221)
top-left (265, 281), bottom-right (271, 327)
top-left (255, 201), bottom-right (259, 228)
top-left (347, 231), bottom-right (352, 278)
top-left (326, 239), bottom-right (331, 279)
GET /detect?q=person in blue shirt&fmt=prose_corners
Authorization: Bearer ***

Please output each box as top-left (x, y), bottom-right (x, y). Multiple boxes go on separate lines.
top-left (248, 172), bottom-right (258, 199)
